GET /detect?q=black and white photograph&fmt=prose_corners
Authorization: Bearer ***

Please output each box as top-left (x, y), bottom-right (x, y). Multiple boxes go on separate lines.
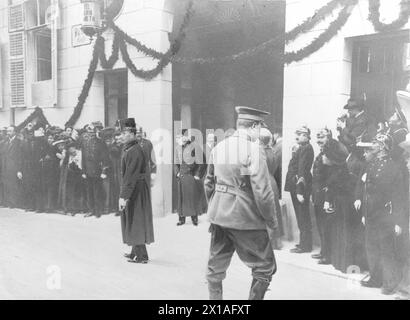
top-left (0, 0), bottom-right (410, 304)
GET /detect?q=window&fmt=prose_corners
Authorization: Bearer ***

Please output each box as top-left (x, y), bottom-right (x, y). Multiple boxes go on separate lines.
top-left (25, 0), bottom-right (51, 29)
top-left (35, 28), bottom-right (51, 81)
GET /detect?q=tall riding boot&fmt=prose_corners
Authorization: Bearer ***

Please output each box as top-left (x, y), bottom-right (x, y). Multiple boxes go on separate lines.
top-left (248, 279), bottom-right (270, 300)
top-left (208, 281), bottom-right (223, 300)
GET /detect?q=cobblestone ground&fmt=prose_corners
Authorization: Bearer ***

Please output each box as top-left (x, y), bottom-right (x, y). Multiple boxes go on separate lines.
top-left (0, 208), bottom-right (391, 300)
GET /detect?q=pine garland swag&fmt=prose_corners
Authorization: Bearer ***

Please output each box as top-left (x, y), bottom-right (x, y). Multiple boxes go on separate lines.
top-left (368, 0), bottom-right (410, 32)
top-left (64, 36), bottom-right (100, 128)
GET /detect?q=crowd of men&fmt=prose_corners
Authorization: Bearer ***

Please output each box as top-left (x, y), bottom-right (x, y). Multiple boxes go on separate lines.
top-left (285, 98), bottom-right (410, 297)
top-left (0, 121), bottom-right (156, 218)
top-left (1, 98), bottom-right (410, 300)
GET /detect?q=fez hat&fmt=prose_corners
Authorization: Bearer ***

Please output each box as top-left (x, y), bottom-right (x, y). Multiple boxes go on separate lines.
top-left (235, 106), bottom-right (270, 122)
top-left (344, 98), bottom-right (364, 110)
top-left (119, 118), bottom-right (136, 131)
top-left (317, 127), bottom-right (332, 139)
top-left (295, 125), bottom-right (311, 137)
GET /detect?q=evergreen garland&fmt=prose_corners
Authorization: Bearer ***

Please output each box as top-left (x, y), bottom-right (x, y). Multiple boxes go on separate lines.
top-left (284, 0), bottom-right (357, 64)
top-left (61, 0), bottom-right (410, 127)
top-left (368, 0), bottom-right (410, 32)
top-left (64, 35), bottom-right (100, 128)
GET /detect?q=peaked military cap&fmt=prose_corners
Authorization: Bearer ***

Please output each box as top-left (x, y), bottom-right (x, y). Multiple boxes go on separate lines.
top-left (344, 98), bottom-right (365, 110)
top-left (118, 118), bottom-right (136, 131)
top-left (235, 106), bottom-right (270, 122)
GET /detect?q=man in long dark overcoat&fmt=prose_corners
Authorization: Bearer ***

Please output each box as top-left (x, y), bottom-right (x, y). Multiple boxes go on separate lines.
top-left (3, 126), bottom-right (24, 208)
top-left (118, 118), bottom-right (154, 264)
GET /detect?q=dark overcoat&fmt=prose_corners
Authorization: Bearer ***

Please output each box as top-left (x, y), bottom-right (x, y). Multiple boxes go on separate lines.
top-left (174, 142), bottom-right (207, 217)
top-left (264, 146), bottom-right (284, 236)
top-left (120, 140), bottom-right (154, 246)
top-left (3, 137), bottom-right (24, 207)
top-left (284, 142), bottom-right (314, 196)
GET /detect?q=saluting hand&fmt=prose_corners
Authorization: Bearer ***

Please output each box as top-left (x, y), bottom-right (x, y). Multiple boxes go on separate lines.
top-left (395, 225), bottom-right (402, 236)
top-left (119, 198), bottom-right (128, 212)
top-left (354, 200), bottom-right (361, 211)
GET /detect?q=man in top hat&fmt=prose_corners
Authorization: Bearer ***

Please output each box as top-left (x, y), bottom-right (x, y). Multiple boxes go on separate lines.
top-left (204, 106), bottom-right (279, 300)
top-left (285, 125), bottom-right (314, 253)
top-left (80, 122), bottom-right (110, 218)
top-left (337, 98), bottom-right (377, 151)
top-left (118, 118), bottom-right (154, 264)
top-left (355, 133), bottom-right (406, 295)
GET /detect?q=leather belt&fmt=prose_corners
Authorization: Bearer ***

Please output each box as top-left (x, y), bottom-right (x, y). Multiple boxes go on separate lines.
top-left (215, 183), bottom-right (250, 197)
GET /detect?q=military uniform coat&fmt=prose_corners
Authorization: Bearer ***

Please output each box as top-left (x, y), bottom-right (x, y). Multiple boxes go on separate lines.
top-left (204, 130), bottom-right (277, 231)
top-left (120, 140), bottom-right (154, 246)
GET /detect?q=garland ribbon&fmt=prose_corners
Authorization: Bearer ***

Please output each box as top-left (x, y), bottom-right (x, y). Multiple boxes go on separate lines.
top-left (64, 0), bottom-right (409, 127)
top-left (368, 0), bottom-right (410, 32)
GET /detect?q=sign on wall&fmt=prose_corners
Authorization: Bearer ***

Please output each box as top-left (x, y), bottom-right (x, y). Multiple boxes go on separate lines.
top-left (71, 24), bottom-right (91, 47)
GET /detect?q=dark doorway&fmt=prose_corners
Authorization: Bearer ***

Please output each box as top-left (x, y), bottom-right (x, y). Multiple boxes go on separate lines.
top-left (172, 0), bottom-right (285, 134)
top-left (171, 0), bottom-right (286, 211)
top-left (350, 31), bottom-right (410, 122)
top-left (104, 69), bottom-right (128, 127)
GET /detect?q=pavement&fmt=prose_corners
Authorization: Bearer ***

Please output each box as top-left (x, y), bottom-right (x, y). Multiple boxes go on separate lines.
top-left (0, 208), bottom-right (393, 300)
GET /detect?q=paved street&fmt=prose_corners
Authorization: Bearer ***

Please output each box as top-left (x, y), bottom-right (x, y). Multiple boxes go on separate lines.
top-left (0, 208), bottom-right (391, 300)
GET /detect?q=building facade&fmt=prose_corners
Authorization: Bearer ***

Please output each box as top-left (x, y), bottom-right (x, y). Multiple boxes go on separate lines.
top-left (0, 0), bottom-right (409, 224)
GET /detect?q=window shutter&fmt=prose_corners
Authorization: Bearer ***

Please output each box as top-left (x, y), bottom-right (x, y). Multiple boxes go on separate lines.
top-left (9, 31), bottom-right (26, 108)
top-left (8, 4), bottom-right (25, 32)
